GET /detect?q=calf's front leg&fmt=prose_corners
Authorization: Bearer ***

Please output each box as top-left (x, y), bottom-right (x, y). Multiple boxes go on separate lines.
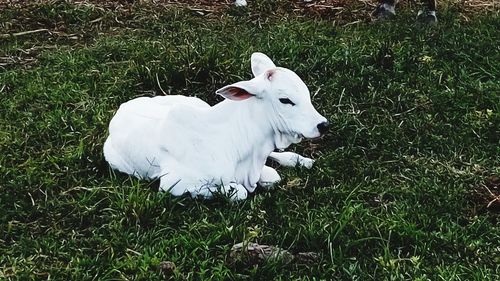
top-left (268, 151), bottom-right (315, 169)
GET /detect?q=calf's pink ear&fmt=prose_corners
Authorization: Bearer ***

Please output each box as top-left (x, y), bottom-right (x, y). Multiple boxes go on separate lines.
top-left (216, 80), bottom-right (261, 101)
top-left (216, 86), bottom-right (254, 101)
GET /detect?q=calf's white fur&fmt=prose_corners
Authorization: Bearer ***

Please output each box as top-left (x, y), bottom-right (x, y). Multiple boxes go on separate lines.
top-left (103, 52), bottom-right (327, 200)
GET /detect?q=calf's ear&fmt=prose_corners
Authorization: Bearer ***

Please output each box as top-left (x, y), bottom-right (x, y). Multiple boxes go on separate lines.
top-left (216, 79), bottom-right (263, 101)
top-left (251, 52), bottom-right (276, 77)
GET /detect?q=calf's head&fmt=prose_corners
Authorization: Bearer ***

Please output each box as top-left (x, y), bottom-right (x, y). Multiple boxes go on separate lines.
top-left (216, 52), bottom-right (328, 149)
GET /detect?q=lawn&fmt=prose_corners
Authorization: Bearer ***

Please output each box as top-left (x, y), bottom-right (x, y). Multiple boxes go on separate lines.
top-left (0, 0), bottom-right (499, 280)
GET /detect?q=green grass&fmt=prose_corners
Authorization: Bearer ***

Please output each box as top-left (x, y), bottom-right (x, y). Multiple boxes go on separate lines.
top-left (1, 1), bottom-right (499, 280)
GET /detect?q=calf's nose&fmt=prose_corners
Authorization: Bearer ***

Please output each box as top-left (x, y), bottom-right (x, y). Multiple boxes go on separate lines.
top-left (317, 121), bottom-right (329, 135)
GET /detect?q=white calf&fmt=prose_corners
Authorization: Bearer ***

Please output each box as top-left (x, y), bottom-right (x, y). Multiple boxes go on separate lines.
top-left (103, 52), bottom-right (328, 200)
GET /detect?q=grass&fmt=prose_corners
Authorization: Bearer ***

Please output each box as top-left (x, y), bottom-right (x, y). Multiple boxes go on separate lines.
top-left (1, 1), bottom-right (499, 280)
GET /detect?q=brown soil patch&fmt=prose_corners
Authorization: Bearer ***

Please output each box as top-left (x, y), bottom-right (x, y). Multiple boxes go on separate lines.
top-left (2, 1), bottom-right (498, 21)
top-left (469, 175), bottom-right (500, 214)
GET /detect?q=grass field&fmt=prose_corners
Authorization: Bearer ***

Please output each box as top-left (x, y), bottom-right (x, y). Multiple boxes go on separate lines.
top-left (1, 0), bottom-right (499, 280)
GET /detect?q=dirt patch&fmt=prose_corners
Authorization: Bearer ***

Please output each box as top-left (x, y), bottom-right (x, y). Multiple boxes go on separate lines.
top-left (1, 0), bottom-right (497, 69)
top-left (469, 175), bottom-right (500, 215)
top-left (3, 1), bottom-right (498, 21)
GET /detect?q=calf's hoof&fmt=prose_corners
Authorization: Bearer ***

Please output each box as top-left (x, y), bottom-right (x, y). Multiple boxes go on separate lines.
top-left (298, 157), bottom-right (315, 169)
top-left (226, 183), bottom-right (248, 201)
top-left (259, 166), bottom-right (281, 190)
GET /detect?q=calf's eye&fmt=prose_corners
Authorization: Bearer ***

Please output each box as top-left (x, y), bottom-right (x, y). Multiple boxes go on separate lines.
top-left (279, 98), bottom-right (295, 106)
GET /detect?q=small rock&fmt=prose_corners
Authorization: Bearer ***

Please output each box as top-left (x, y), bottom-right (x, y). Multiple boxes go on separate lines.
top-left (295, 251), bottom-right (321, 263)
top-left (159, 261), bottom-right (176, 277)
top-left (230, 242), bottom-right (294, 265)
top-left (234, 0), bottom-right (247, 7)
